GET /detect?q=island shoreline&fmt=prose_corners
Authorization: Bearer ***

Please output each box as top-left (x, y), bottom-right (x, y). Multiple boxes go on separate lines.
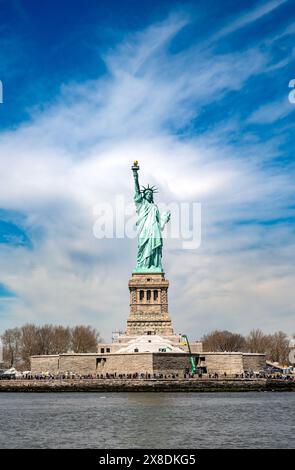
top-left (0, 378), bottom-right (294, 392)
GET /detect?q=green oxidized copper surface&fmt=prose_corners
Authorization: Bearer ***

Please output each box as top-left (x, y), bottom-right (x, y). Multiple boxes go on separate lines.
top-left (132, 162), bottom-right (170, 273)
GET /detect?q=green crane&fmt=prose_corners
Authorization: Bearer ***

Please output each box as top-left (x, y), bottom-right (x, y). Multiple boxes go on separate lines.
top-left (180, 334), bottom-right (197, 375)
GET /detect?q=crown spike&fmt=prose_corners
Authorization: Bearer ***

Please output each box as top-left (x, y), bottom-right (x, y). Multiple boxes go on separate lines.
top-left (140, 184), bottom-right (158, 195)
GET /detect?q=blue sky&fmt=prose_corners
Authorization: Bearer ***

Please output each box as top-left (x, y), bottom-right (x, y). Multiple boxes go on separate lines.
top-left (0, 0), bottom-right (294, 340)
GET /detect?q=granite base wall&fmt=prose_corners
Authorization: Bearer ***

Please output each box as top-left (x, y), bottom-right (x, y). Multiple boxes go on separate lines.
top-left (30, 355), bottom-right (59, 374)
top-left (96, 353), bottom-right (154, 375)
top-left (204, 353), bottom-right (244, 375)
top-left (242, 354), bottom-right (266, 371)
top-left (152, 353), bottom-right (192, 375)
top-left (203, 353), bottom-right (266, 375)
top-left (59, 355), bottom-right (97, 375)
top-left (31, 352), bottom-right (266, 376)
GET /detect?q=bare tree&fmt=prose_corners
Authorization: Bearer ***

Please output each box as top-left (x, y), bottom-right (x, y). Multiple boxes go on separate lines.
top-left (245, 329), bottom-right (271, 353)
top-left (51, 325), bottom-right (71, 354)
top-left (36, 324), bottom-right (55, 355)
top-left (20, 324), bottom-right (40, 368)
top-left (71, 325), bottom-right (99, 353)
top-left (1, 328), bottom-right (22, 367)
top-left (202, 330), bottom-right (246, 352)
top-left (35, 325), bottom-right (71, 355)
top-left (1, 323), bottom-right (101, 369)
top-left (267, 331), bottom-right (289, 364)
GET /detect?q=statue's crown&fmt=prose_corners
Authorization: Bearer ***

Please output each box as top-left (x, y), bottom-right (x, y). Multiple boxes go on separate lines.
top-left (141, 184), bottom-right (158, 194)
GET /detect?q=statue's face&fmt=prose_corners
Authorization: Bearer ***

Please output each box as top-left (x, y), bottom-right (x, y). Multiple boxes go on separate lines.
top-left (144, 190), bottom-right (153, 202)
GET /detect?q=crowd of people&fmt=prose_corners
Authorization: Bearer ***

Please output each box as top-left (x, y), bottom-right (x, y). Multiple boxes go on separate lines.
top-left (1, 370), bottom-right (294, 381)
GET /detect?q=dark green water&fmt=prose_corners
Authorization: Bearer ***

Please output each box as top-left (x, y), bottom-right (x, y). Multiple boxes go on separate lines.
top-left (0, 392), bottom-right (294, 448)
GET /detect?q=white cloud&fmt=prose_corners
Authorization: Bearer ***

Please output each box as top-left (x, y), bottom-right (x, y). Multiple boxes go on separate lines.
top-left (0, 11), bottom-right (294, 340)
top-left (247, 97), bottom-right (294, 123)
top-left (212, 0), bottom-right (288, 41)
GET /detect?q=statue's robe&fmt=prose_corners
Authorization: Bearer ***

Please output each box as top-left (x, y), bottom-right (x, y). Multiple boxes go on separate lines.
top-left (134, 193), bottom-right (163, 271)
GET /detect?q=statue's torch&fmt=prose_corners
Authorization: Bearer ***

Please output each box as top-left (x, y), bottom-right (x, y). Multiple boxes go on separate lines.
top-left (132, 161), bottom-right (140, 194)
top-left (132, 160), bottom-right (139, 174)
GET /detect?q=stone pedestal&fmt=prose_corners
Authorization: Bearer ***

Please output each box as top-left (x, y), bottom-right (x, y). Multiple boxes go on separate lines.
top-left (126, 272), bottom-right (174, 336)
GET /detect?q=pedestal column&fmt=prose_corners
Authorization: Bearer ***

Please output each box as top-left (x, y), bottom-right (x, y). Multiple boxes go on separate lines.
top-left (126, 272), bottom-right (174, 336)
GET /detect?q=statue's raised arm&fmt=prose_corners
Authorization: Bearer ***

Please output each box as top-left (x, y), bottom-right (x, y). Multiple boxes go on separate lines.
top-left (132, 160), bottom-right (141, 197)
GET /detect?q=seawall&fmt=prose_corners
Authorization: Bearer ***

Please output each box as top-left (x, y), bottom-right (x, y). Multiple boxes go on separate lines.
top-left (0, 378), bottom-right (294, 392)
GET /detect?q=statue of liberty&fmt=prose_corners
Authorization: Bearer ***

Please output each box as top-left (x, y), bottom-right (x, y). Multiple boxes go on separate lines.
top-left (132, 161), bottom-right (171, 273)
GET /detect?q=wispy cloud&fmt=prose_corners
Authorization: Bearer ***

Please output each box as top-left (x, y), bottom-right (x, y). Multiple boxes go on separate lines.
top-left (0, 4), bottom-right (294, 339)
top-left (212, 0), bottom-right (288, 41)
top-left (247, 97), bottom-right (294, 123)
